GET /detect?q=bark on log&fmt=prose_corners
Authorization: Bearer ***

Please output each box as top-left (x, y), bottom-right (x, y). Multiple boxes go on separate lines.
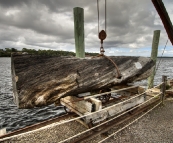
top-left (11, 54), bottom-right (154, 108)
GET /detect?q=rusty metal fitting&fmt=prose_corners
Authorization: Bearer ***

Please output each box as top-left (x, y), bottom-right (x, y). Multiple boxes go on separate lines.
top-left (99, 30), bottom-right (107, 41)
top-left (100, 47), bottom-right (105, 55)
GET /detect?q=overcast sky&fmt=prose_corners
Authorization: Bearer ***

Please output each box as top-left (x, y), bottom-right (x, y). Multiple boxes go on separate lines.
top-left (0, 0), bottom-right (172, 56)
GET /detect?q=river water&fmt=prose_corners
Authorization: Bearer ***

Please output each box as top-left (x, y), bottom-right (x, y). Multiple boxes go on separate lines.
top-left (0, 57), bottom-right (173, 132)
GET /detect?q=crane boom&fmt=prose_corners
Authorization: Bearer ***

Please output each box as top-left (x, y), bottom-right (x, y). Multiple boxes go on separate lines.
top-left (152, 0), bottom-right (173, 45)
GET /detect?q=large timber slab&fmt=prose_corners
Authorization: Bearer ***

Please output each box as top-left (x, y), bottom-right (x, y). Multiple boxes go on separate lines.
top-left (85, 94), bottom-right (145, 124)
top-left (11, 54), bottom-right (154, 108)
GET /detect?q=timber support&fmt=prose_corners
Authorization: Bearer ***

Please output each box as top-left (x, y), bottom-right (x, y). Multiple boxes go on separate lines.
top-left (161, 75), bottom-right (167, 104)
top-left (73, 7), bottom-right (85, 58)
top-left (60, 86), bottom-right (150, 127)
top-left (148, 30), bottom-right (160, 89)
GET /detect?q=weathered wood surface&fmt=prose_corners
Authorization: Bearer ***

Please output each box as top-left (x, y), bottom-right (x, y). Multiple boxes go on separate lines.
top-left (85, 94), bottom-right (145, 124)
top-left (0, 128), bottom-right (6, 136)
top-left (60, 96), bottom-right (102, 115)
top-left (148, 30), bottom-right (160, 89)
top-left (11, 54), bottom-right (154, 108)
top-left (61, 94), bottom-right (145, 124)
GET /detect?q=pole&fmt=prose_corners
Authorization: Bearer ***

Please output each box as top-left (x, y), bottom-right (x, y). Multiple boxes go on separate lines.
top-left (152, 0), bottom-right (173, 45)
top-left (161, 75), bottom-right (167, 105)
top-left (147, 30), bottom-right (160, 89)
top-left (73, 7), bottom-right (85, 58)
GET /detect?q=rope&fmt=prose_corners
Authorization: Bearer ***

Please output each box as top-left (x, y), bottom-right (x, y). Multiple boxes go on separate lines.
top-left (153, 82), bottom-right (164, 88)
top-left (57, 83), bottom-right (163, 128)
top-left (56, 91), bottom-right (144, 128)
top-left (59, 92), bottom-right (161, 143)
top-left (155, 39), bottom-right (168, 73)
top-left (98, 101), bottom-right (161, 143)
top-left (61, 86), bottom-right (139, 113)
top-left (84, 86), bottom-right (138, 99)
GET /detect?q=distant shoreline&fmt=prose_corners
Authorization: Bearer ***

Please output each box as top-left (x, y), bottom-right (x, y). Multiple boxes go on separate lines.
top-left (0, 48), bottom-right (98, 57)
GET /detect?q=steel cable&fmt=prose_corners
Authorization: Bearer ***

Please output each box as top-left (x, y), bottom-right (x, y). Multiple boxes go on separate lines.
top-left (59, 92), bottom-right (161, 143)
top-left (97, 0), bottom-right (107, 34)
top-left (155, 39), bottom-right (168, 73)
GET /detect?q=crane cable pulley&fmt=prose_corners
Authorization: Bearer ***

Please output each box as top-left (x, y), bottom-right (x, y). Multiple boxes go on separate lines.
top-left (97, 0), bottom-right (122, 79)
top-left (97, 0), bottom-right (107, 55)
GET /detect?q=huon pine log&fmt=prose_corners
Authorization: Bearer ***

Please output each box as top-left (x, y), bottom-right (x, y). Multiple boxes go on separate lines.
top-left (11, 54), bottom-right (154, 108)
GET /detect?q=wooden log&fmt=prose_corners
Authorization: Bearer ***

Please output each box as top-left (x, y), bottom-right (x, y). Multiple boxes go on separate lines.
top-left (11, 54), bottom-right (154, 108)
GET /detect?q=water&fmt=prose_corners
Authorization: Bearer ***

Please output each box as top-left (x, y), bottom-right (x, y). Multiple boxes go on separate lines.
top-left (0, 58), bottom-right (65, 132)
top-left (0, 57), bottom-right (173, 132)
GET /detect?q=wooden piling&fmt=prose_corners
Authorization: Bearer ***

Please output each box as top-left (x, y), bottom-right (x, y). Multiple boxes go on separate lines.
top-left (161, 75), bottom-right (167, 104)
top-left (148, 30), bottom-right (160, 89)
top-left (73, 7), bottom-right (85, 58)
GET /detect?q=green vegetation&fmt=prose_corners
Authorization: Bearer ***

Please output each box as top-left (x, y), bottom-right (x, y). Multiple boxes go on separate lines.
top-left (0, 48), bottom-right (98, 57)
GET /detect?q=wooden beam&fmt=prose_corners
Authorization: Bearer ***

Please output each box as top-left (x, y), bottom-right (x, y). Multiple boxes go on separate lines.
top-left (0, 128), bottom-right (6, 136)
top-left (84, 86), bottom-right (138, 100)
top-left (85, 94), bottom-right (145, 124)
top-left (152, 0), bottom-right (173, 45)
top-left (161, 75), bottom-right (167, 104)
top-left (60, 96), bottom-right (102, 115)
top-left (73, 7), bottom-right (85, 58)
top-left (145, 88), bottom-right (161, 97)
top-left (148, 30), bottom-right (160, 89)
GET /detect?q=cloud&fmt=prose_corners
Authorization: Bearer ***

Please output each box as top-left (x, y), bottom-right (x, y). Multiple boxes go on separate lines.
top-left (0, 0), bottom-right (172, 56)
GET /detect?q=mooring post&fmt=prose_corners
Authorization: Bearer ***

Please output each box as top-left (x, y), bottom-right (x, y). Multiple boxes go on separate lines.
top-left (147, 30), bottom-right (161, 89)
top-left (73, 7), bottom-right (85, 58)
top-left (161, 75), bottom-right (167, 105)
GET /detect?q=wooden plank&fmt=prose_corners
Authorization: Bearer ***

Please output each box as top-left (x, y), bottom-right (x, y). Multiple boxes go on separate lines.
top-left (60, 96), bottom-right (102, 116)
top-left (0, 128), bottom-right (6, 136)
top-left (166, 90), bottom-right (173, 95)
top-left (145, 88), bottom-right (161, 97)
top-left (61, 96), bottom-right (92, 115)
top-left (90, 97), bottom-right (102, 111)
top-left (85, 94), bottom-right (145, 124)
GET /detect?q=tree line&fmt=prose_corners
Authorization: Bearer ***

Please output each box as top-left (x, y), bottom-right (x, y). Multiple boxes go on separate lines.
top-left (0, 48), bottom-right (98, 57)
